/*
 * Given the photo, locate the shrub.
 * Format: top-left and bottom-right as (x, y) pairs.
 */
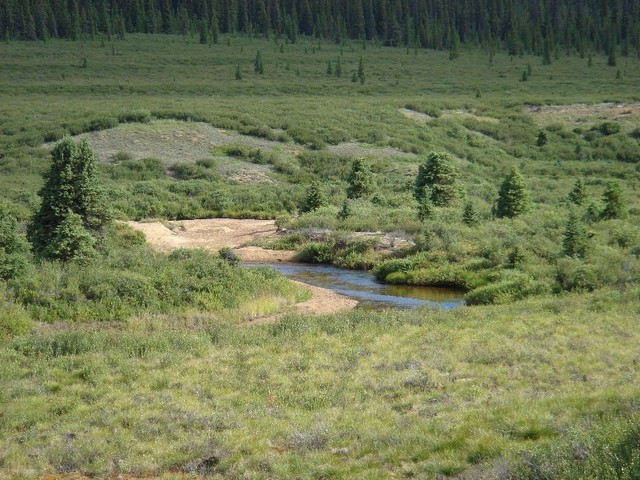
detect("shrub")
(465, 271), (548, 305)
(598, 121), (621, 136)
(118, 109), (152, 124)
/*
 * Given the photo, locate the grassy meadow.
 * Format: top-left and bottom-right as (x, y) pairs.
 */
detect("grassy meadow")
(1, 34), (640, 478)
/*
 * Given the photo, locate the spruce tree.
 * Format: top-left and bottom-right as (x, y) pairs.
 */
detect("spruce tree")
(462, 201), (480, 226)
(536, 130), (548, 146)
(346, 158), (374, 199)
(493, 166), (531, 218)
(568, 178), (587, 206)
(235, 65), (242, 80)
(27, 137), (110, 259)
(300, 181), (327, 213)
(414, 152), (460, 207)
(600, 182), (627, 220)
(417, 192), (434, 221)
(254, 50), (264, 74)
(0, 204), (30, 280)
(357, 56), (365, 84)
(562, 210), (587, 258)
(337, 200), (352, 220)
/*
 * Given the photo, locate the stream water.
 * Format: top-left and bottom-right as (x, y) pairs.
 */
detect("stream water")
(245, 263), (465, 310)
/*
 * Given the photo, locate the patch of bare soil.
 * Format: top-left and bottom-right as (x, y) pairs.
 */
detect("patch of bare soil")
(76, 120), (285, 165)
(400, 107), (432, 121)
(127, 218), (358, 317)
(400, 108), (500, 124)
(127, 218), (295, 260)
(526, 102), (640, 126)
(327, 142), (416, 159)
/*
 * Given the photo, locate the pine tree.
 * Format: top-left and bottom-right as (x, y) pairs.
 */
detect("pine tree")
(335, 57), (342, 77)
(27, 137), (110, 259)
(562, 210), (587, 258)
(254, 49), (264, 74)
(493, 166), (531, 218)
(417, 191), (434, 221)
(235, 65), (242, 80)
(326, 60), (333, 75)
(44, 210), (97, 262)
(414, 152), (460, 207)
(300, 181), (327, 213)
(357, 56), (365, 84)
(608, 45), (617, 66)
(536, 130), (548, 146)
(568, 178), (587, 206)
(337, 200), (352, 220)
(346, 158), (374, 199)
(600, 182), (627, 220)
(462, 201), (480, 226)
(0, 204), (30, 280)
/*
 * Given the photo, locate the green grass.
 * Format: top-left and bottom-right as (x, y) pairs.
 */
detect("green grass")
(1, 288), (639, 478)
(1, 34), (640, 478)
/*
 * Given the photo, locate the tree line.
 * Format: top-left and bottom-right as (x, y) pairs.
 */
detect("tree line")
(2, 0), (639, 57)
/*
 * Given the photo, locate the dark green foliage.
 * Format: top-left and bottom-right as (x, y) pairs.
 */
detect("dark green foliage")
(462, 201), (480, 226)
(493, 167), (531, 218)
(300, 181), (327, 213)
(27, 137), (110, 259)
(0, 205), (30, 280)
(598, 121), (621, 136)
(218, 247), (239, 266)
(254, 50), (264, 75)
(567, 178), (588, 206)
(357, 56), (365, 84)
(235, 65), (242, 80)
(414, 152), (460, 207)
(562, 210), (588, 258)
(326, 61), (333, 76)
(346, 158), (374, 199)
(600, 182), (627, 220)
(43, 210), (97, 263)
(337, 200), (352, 220)
(536, 130), (548, 146)
(417, 193), (434, 221)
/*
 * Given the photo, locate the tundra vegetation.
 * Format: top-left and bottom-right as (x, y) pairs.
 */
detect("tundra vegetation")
(0, 25), (639, 479)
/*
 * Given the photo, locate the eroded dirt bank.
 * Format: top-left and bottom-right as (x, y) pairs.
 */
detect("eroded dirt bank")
(127, 219), (358, 317)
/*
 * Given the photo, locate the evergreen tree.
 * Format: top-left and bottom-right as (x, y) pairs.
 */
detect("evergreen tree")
(0, 204), (30, 281)
(346, 158), (374, 199)
(300, 181), (327, 213)
(414, 152), (460, 207)
(235, 65), (242, 80)
(417, 191), (434, 221)
(357, 56), (365, 84)
(254, 49), (264, 74)
(600, 182), (627, 220)
(608, 45), (617, 66)
(335, 57), (342, 77)
(44, 210), (97, 262)
(326, 60), (333, 75)
(27, 137), (110, 259)
(536, 130), (548, 146)
(337, 200), (352, 220)
(493, 166), (531, 218)
(462, 201), (480, 226)
(199, 20), (208, 44)
(562, 210), (587, 258)
(568, 178), (587, 206)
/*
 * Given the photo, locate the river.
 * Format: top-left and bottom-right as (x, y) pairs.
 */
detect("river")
(245, 263), (465, 310)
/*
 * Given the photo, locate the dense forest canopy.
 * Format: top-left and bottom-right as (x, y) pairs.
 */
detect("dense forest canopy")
(1, 0), (639, 56)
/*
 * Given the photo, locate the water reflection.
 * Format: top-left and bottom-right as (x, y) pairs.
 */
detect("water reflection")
(245, 263), (465, 310)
